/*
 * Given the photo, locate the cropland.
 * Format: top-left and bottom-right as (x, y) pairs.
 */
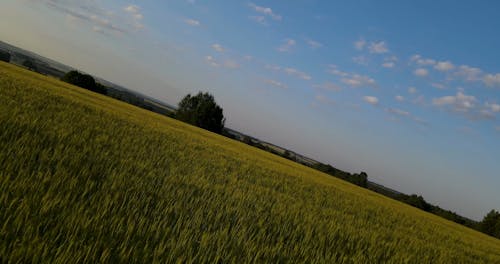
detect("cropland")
(1, 62), (499, 263)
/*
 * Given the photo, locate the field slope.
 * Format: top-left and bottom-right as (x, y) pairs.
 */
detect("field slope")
(1, 62), (499, 263)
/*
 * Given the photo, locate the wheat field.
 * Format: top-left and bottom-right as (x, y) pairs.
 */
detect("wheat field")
(1, 62), (499, 263)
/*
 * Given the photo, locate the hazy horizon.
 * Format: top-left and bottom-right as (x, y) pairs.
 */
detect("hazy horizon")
(1, 0), (499, 220)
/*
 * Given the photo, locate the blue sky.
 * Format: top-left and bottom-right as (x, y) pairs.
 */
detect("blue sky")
(1, 0), (499, 220)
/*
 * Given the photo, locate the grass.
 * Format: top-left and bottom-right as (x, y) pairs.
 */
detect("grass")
(1, 61), (500, 263)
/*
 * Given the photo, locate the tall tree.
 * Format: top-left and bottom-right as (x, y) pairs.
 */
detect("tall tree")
(176, 92), (225, 133)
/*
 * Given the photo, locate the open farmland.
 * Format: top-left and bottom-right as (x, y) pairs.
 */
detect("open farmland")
(1, 62), (500, 263)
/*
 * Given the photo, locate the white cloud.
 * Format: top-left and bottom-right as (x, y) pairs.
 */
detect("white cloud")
(387, 108), (410, 117)
(414, 68), (429, 77)
(211, 43), (224, 52)
(368, 41), (389, 54)
(353, 56), (369, 66)
(432, 91), (477, 113)
(410, 55), (436, 66)
(454, 65), (483, 81)
(277, 39), (296, 52)
(124, 4), (144, 30)
(284, 68), (312, 80)
(363, 96), (379, 105)
(314, 82), (342, 92)
(431, 83), (447, 90)
(184, 19), (200, 26)
(327, 65), (375, 88)
(496, 126), (500, 132)
(341, 74), (376, 88)
(265, 64), (281, 71)
(249, 16), (266, 25)
(354, 39), (366, 50)
(327, 65), (349, 77)
(434, 61), (455, 72)
(484, 73), (500, 87)
(223, 60), (240, 69)
(248, 3), (282, 22)
(315, 94), (336, 105)
(205, 55), (219, 67)
(265, 79), (287, 89)
(306, 39), (323, 49)
(382, 62), (395, 68)
(382, 55), (398, 68)
(395, 95), (405, 102)
(485, 102), (500, 113)
(408, 87), (418, 94)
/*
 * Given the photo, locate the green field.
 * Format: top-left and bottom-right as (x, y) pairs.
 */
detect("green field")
(1, 62), (499, 263)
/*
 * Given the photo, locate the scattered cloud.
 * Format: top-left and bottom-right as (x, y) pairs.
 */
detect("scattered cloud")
(265, 64), (281, 71)
(387, 108), (410, 117)
(431, 83), (447, 90)
(434, 61), (455, 72)
(284, 67), (312, 80)
(277, 39), (296, 52)
(265, 79), (287, 89)
(124, 4), (144, 30)
(395, 95), (405, 102)
(408, 87), (418, 94)
(382, 62), (395, 68)
(414, 68), (429, 77)
(184, 18), (200, 26)
(249, 16), (266, 25)
(353, 56), (369, 66)
(410, 55), (436, 66)
(354, 39), (366, 50)
(248, 2), (282, 24)
(205, 56), (239, 69)
(205, 55), (219, 67)
(314, 82), (342, 92)
(454, 65), (483, 82)
(368, 41), (389, 54)
(342, 74), (376, 88)
(223, 60), (240, 69)
(327, 65), (349, 77)
(327, 65), (376, 88)
(211, 43), (225, 52)
(306, 39), (323, 49)
(363, 96), (379, 105)
(485, 102), (500, 113)
(484, 73), (500, 87)
(432, 91), (477, 115)
(315, 94), (336, 105)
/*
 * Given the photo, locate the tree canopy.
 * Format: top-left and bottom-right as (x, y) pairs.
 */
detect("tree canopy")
(0, 50), (10, 62)
(176, 92), (225, 134)
(61, 71), (106, 95)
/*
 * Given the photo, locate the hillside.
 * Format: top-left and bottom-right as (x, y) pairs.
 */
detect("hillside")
(1, 62), (499, 263)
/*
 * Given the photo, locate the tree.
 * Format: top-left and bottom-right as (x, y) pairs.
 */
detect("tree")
(480, 210), (500, 238)
(0, 50), (10, 62)
(61, 71), (106, 95)
(62, 71), (96, 89)
(176, 92), (225, 133)
(22, 59), (37, 71)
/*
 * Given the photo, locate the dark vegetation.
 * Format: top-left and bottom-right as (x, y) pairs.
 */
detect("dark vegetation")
(61, 71), (107, 95)
(175, 92), (225, 134)
(0, 50), (10, 62)
(0, 41), (498, 240)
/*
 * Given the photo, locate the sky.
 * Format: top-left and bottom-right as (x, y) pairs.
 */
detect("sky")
(1, 0), (499, 220)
